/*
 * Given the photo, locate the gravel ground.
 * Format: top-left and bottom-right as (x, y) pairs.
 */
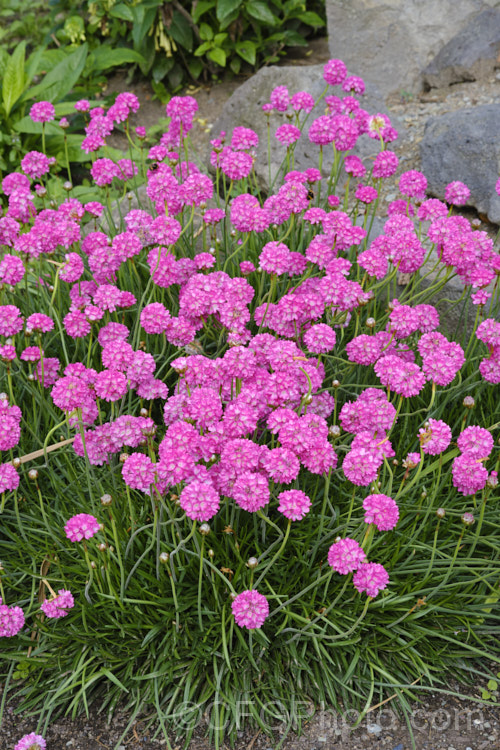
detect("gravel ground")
(3, 38), (500, 750)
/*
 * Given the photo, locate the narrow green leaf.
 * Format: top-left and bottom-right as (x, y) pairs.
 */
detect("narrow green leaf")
(216, 0), (243, 23)
(235, 39), (256, 65)
(3, 41), (26, 116)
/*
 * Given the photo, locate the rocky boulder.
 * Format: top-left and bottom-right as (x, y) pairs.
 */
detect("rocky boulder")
(423, 7), (500, 88)
(211, 64), (402, 192)
(325, 0), (500, 97)
(420, 104), (500, 224)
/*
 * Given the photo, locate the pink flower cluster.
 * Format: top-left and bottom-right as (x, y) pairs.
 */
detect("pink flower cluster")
(232, 589), (269, 629)
(452, 425), (494, 496)
(0, 596), (25, 637)
(41, 589), (75, 619)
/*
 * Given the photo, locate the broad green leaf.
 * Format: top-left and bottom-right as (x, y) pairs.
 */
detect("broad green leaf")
(0, 47), (9, 79)
(3, 41), (26, 116)
(216, 0), (243, 23)
(282, 29), (308, 46)
(152, 56), (175, 83)
(187, 57), (204, 80)
(297, 11), (325, 26)
(131, 5), (157, 48)
(13, 115), (62, 135)
(199, 22), (214, 41)
(169, 11), (193, 52)
(229, 56), (241, 74)
(235, 39), (256, 65)
(482, 690), (492, 700)
(213, 33), (228, 45)
(487, 679), (498, 691)
(21, 44), (88, 104)
(194, 41), (213, 57)
(110, 3), (134, 22)
(89, 47), (146, 72)
(53, 100), (100, 116)
(246, 1), (277, 25)
(192, 0), (215, 23)
(31, 48), (67, 76)
(207, 47), (227, 67)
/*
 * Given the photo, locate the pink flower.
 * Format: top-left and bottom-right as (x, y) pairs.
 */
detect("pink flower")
(353, 562), (389, 598)
(275, 124), (301, 146)
(232, 590), (269, 629)
(418, 419), (452, 455)
(270, 85), (289, 112)
(0, 462), (20, 492)
(94, 369), (127, 401)
(30, 101), (55, 123)
(41, 589), (74, 619)
(277, 489), (311, 521)
(14, 733), (46, 750)
(452, 453), (488, 496)
(328, 538), (366, 574)
(399, 170), (427, 200)
(122, 453), (156, 492)
(0, 597), (25, 637)
(363, 494), (399, 531)
(259, 241), (291, 276)
(445, 181), (470, 206)
(457, 425), (493, 458)
(179, 480), (220, 522)
(372, 151), (398, 179)
(64, 513), (100, 542)
(303, 324), (336, 353)
(323, 58), (347, 86)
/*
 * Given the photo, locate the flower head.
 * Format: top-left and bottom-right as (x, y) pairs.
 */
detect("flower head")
(328, 538), (366, 574)
(232, 589), (269, 629)
(363, 494), (399, 530)
(353, 562), (389, 598)
(277, 489), (311, 521)
(41, 589), (75, 619)
(64, 513), (100, 542)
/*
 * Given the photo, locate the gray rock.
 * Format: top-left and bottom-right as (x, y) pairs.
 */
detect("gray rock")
(211, 64), (402, 192)
(420, 104), (500, 223)
(423, 8), (500, 88)
(325, 0), (500, 97)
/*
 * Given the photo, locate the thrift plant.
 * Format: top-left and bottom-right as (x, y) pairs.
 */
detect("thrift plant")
(1, 58), (500, 749)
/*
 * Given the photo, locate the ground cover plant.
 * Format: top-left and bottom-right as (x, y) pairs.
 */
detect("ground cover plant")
(1, 59), (500, 750)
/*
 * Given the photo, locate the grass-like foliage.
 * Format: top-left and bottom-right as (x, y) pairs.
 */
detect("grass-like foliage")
(1, 60), (500, 750)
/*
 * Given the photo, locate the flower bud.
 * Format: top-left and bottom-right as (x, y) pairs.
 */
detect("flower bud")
(199, 523), (210, 535)
(208, 549), (214, 558)
(436, 507), (446, 519)
(11, 457), (21, 469)
(97, 542), (107, 552)
(63, 181), (73, 191)
(140, 408), (149, 417)
(159, 552), (170, 564)
(365, 317), (376, 329)
(332, 379), (340, 389)
(28, 469), (38, 481)
(329, 425), (341, 438)
(463, 396), (475, 409)
(487, 471), (498, 489)
(246, 557), (258, 570)
(90, 561), (97, 569)
(100, 494), (112, 506)
(461, 512), (474, 526)
(119, 452), (128, 463)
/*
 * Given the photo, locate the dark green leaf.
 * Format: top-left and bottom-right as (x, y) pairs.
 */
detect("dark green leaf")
(89, 47), (146, 72)
(207, 47), (227, 67)
(3, 41), (26, 116)
(229, 56), (241, 74)
(192, 0), (215, 23)
(109, 3), (134, 22)
(152, 56), (175, 83)
(187, 57), (204, 80)
(169, 11), (193, 52)
(21, 44), (88, 104)
(282, 29), (308, 46)
(216, 0), (243, 23)
(246, 1), (277, 25)
(296, 11), (325, 26)
(235, 39), (256, 65)
(131, 5), (158, 48)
